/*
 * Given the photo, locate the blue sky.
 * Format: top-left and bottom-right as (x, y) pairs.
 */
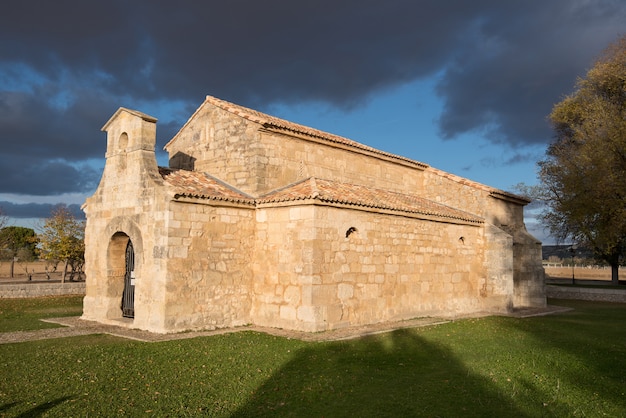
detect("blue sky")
(1, 1), (625, 243)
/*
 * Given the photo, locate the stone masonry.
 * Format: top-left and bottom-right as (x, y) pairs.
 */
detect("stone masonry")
(82, 95), (545, 333)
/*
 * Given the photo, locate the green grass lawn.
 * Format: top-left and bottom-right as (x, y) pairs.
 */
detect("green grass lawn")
(1, 297), (625, 417)
(0, 295), (83, 332)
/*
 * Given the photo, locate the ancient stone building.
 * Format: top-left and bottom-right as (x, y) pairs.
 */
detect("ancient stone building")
(82, 95), (545, 333)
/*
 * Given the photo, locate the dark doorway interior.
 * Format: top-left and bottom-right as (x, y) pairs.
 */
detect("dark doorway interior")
(121, 240), (135, 318)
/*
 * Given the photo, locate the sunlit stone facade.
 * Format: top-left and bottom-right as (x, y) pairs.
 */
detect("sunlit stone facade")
(82, 96), (545, 333)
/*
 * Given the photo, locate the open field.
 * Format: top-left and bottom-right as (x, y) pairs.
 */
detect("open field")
(1, 296), (626, 416)
(545, 266), (614, 281)
(0, 260), (80, 282)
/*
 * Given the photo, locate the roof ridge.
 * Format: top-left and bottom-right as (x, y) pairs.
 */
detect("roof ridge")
(160, 167), (255, 204)
(257, 177), (316, 200)
(309, 177), (319, 198)
(198, 170), (256, 200)
(203, 95), (428, 169)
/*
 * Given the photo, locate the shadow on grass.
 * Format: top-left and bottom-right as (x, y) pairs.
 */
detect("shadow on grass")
(232, 329), (525, 417)
(6, 396), (74, 417)
(0, 402), (19, 413)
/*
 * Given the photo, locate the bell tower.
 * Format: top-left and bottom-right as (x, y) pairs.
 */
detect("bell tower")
(99, 107), (159, 184)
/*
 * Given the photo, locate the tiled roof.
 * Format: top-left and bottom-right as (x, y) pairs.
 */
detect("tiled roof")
(202, 95), (428, 169)
(159, 167), (255, 205)
(209, 95), (529, 204)
(164, 95), (529, 205)
(161, 169), (482, 223)
(259, 177), (483, 224)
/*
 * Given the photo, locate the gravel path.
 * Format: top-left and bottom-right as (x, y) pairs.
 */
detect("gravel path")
(0, 305), (572, 345)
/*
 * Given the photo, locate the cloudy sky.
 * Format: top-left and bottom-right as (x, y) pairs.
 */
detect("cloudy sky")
(1, 0), (624, 241)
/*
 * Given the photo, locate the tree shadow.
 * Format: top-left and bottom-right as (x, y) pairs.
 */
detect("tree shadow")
(0, 402), (19, 413)
(3, 396), (74, 417)
(232, 329), (526, 417)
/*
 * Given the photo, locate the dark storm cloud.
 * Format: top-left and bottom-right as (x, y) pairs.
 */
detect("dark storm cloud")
(0, 154), (100, 195)
(0, 89), (111, 160)
(138, 0), (482, 106)
(0, 0), (624, 197)
(435, 1), (626, 145)
(0, 201), (85, 220)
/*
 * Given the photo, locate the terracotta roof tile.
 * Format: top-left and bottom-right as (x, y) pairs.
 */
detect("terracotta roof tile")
(258, 177), (483, 224)
(160, 167), (255, 205)
(161, 168), (482, 223)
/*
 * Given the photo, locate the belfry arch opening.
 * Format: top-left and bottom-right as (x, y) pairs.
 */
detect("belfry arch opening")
(118, 132), (129, 152)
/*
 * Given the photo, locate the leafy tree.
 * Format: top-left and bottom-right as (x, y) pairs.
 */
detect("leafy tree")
(0, 226), (38, 258)
(39, 206), (85, 283)
(0, 226), (37, 278)
(538, 35), (626, 285)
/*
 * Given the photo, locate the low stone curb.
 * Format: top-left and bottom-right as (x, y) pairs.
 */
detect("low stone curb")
(0, 317), (449, 345)
(0, 305), (571, 345)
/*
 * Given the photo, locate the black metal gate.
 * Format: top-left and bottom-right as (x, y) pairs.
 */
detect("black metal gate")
(121, 240), (135, 318)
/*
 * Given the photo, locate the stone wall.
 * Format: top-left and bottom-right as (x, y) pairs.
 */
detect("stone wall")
(165, 100), (427, 197)
(0, 282), (85, 298)
(254, 131), (426, 196)
(422, 169), (486, 217)
(251, 203), (318, 330)
(546, 285), (626, 303)
(512, 229), (546, 307)
(251, 203), (497, 332)
(166, 104), (265, 194)
(162, 201), (255, 331)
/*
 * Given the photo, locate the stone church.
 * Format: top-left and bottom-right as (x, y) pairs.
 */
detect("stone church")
(82, 95), (545, 333)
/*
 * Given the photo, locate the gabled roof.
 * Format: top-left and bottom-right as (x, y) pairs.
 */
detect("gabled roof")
(165, 95), (428, 170)
(102, 107), (157, 132)
(163, 95), (529, 206)
(161, 168), (483, 224)
(160, 167), (255, 205)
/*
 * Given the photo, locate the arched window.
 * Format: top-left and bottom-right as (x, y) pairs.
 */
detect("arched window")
(118, 132), (129, 152)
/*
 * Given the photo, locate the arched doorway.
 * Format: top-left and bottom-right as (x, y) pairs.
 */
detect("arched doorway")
(121, 239), (135, 318)
(107, 231), (137, 320)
